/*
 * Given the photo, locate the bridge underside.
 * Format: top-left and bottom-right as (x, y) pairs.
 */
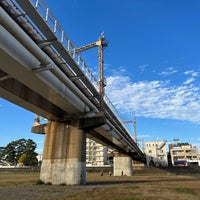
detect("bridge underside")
(0, 0), (144, 185)
(0, 69), (67, 120)
(0, 0), (144, 158)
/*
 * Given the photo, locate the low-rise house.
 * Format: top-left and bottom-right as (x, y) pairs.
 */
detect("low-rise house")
(169, 143), (200, 166)
(144, 140), (168, 167)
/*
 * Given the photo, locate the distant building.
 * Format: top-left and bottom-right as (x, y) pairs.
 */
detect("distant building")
(144, 141), (168, 167)
(0, 147), (13, 167)
(169, 143), (200, 166)
(0, 147), (5, 154)
(36, 139), (111, 167)
(86, 138), (109, 166)
(0, 160), (13, 167)
(36, 154), (43, 166)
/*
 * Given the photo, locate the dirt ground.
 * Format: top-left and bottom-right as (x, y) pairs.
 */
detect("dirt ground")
(0, 171), (200, 200)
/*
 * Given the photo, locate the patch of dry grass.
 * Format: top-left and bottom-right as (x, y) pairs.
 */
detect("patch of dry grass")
(0, 171), (200, 200)
(0, 172), (39, 187)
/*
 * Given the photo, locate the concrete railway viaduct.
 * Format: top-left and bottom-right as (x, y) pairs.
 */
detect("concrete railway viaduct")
(0, 0), (144, 185)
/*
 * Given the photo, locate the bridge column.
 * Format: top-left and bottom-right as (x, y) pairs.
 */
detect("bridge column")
(113, 152), (133, 176)
(40, 121), (86, 185)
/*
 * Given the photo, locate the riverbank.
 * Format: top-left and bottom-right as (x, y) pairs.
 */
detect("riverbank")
(0, 168), (200, 199)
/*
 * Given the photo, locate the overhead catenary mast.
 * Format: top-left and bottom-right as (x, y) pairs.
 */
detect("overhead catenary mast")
(123, 112), (137, 144)
(33, 34), (107, 125)
(70, 33), (108, 112)
(133, 112), (137, 143)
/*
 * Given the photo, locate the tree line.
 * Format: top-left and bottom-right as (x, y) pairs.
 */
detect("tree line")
(0, 138), (38, 166)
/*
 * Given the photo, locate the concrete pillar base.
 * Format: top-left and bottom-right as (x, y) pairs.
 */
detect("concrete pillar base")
(113, 152), (133, 176)
(40, 158), (85, 185)
(40, 121), (86, 185)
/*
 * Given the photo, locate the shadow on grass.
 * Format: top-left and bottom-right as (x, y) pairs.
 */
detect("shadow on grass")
(86, 176), (199, 186)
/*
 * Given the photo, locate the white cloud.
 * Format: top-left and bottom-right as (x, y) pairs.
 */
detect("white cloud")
(138, 64), (149, 71)
(106, 74), (200, 123)
(159, 67), (177, 76)
(183, 70), (199, 85)
(107, 66), (127, 76)
(184, 70), (199, 77)
(183, 77), (195, 85)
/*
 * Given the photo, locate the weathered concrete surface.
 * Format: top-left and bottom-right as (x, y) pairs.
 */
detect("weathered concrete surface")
(40, 121), (86, 185)
(113, 152), (133, 176)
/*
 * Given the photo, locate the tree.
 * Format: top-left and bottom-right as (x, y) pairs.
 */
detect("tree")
(23, 154), (38, 166)
(1, 141), (17, 165)
(18, 153), (26, 166)
(1, 138), (38, 166)
(14, 139), (27, 162)
(24, 139), (38, 166)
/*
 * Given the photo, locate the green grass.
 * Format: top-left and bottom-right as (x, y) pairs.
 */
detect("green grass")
(35, 179), (45, 185)
(175, 187), (197, 196)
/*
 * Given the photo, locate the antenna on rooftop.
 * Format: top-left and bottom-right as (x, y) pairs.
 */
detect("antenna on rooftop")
(173, 138), (179, 144)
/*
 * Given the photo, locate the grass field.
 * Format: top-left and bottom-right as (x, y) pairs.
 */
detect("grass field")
(0, 170), (200, 200)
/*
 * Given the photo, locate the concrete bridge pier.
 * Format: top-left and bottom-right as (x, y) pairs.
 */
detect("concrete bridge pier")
(113, 152), (133, 176)
(38, 116), (105, 185)
(40, 121), (86, 185)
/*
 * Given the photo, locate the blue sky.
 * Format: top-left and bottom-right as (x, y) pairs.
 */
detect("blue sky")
(1, 0), (200, 153)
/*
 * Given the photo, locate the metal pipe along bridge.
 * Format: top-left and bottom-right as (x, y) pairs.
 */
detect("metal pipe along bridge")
(0, 0), (145, 185)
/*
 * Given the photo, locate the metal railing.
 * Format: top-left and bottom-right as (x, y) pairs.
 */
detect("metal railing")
(29, 0), (131, 135)
(31, 0), (98, 88)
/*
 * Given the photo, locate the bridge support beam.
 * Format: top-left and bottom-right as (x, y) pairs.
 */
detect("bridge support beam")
(40, 121), (86, 185)
(113, 152), (133, 176)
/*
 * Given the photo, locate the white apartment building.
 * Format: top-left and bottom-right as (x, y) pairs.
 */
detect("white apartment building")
(169, 143), (200, 166)
(144, 140), (168, 167)
(36, 154), (43, 165)
(36, 139), (110, 167)
(86, 138), (108, 166)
